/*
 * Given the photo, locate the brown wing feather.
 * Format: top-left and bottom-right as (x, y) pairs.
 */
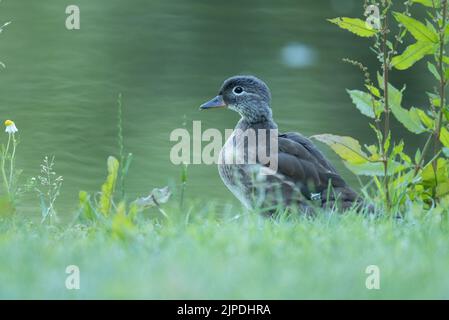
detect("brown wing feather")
(274, 132), (356, 202)
(279, 132), (338, 173)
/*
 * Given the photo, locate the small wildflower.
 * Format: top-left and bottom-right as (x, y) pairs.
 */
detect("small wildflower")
(4, 120), (18, 134)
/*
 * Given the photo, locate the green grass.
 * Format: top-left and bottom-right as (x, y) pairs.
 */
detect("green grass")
(1, 203), (449, 299)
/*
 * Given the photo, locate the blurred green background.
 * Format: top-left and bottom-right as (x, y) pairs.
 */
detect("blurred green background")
(0, 0), (433, 216)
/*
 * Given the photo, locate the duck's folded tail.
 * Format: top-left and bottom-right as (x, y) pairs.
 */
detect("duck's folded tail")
(319, 186), (373, 212)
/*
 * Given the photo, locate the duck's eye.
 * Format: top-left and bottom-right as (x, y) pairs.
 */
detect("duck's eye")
(233, 86), (244, 95)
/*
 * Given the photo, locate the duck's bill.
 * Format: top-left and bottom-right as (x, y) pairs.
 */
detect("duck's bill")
(199, 95), (226, 110)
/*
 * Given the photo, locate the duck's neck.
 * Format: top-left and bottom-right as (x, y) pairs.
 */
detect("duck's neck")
(236, 103), (277, 130)
(236, 116), (278, 131)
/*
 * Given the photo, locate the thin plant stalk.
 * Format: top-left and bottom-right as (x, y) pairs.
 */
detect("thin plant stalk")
(180, 163), (188, 210)
(381, 4), (391, 210)
(1, 133), (11, 196)
(432, 0), (448, 192)
(117, 93), (125, 200)
(9, 134), (16, 188)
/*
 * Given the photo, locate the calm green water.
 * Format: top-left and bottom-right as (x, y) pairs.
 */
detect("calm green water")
(0, 0), (433, 215)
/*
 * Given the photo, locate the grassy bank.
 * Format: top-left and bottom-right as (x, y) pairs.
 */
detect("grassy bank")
(1, 203), (449, 299)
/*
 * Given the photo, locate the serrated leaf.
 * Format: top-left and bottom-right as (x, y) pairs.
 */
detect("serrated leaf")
(311, 134), (368, 164)
(328, 17), (378, 37)
(347, 89), (377, 118)
(344, 160), (406, 176)
(393, 12), (438, 43)
(391, 41), (436, 70)
(411, 0), (441, 8)
(428, 62), (441, 80)
(377, 75), (427, 134)
(344, 162), (385, 176)
(411, 0), (440, 8)
(391, 104), (427, 134)
(377, 73), (404, 107)
(416, 109), (435, 129)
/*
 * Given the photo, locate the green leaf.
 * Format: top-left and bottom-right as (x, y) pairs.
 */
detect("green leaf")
(428, 62), (441, 80)
(443, 56), (449, 65)
(365, 144), (381, 161)
(311, 134), (368, 164)
(444, 68), (449, 81)
(391, 104), (427, 134)
(328, 17), (378, 37)
(345, 160), (406, 176)
(393, 12), (438, 43)
(443, 147), (449, 157)
(122, 153), (133, 179)
(100, 156), (119, 216)
(365, 85), (381, 98)
(78, 191), (97, 222)
(422, 158), (448, 185)
(416, 109), (435, 129)
(428, 92), (441, 107)
(411, 0), (440, 8)
(377, 74), (404, 107)
(440, 127), (449, 147)
(111, 202), (136, 240)
(391, 41), (436, 70)
(344, 162), (385, 176)
(377, 75), (427, 134)
(346, 90), (377, 118)
(415, 148), (422, 164)
(426, 20), (438, 36)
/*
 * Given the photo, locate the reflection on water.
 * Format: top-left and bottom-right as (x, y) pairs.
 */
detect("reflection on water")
(0, 0), (433, 215)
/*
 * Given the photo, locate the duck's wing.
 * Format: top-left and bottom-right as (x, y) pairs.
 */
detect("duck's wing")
(273, 132), (350, 196)
(279, 132), (338, 173)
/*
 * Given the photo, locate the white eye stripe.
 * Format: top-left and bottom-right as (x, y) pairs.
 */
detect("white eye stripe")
(233, 86), (244, 95)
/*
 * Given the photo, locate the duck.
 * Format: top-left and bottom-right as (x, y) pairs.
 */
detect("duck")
(200, 75), (360, 214)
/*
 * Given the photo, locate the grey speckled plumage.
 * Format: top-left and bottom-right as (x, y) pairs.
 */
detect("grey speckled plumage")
(200, 75), (360, 214)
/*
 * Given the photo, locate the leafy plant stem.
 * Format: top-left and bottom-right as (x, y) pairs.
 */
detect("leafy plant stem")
(382, 12), (391, 210)
(432, 0), (448, 194)
(414, 133), (433, 176)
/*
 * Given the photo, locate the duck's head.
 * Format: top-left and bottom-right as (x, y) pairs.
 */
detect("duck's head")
(200, 75), (273, 123)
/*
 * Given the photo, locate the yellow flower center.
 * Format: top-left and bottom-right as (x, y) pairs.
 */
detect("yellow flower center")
(4, 120), (14, 127)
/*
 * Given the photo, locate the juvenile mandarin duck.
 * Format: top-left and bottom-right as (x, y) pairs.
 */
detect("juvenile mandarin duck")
(200, 75), (359, 214)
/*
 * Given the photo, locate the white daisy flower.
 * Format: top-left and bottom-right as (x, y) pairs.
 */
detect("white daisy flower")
(4, 120), (18, 134)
